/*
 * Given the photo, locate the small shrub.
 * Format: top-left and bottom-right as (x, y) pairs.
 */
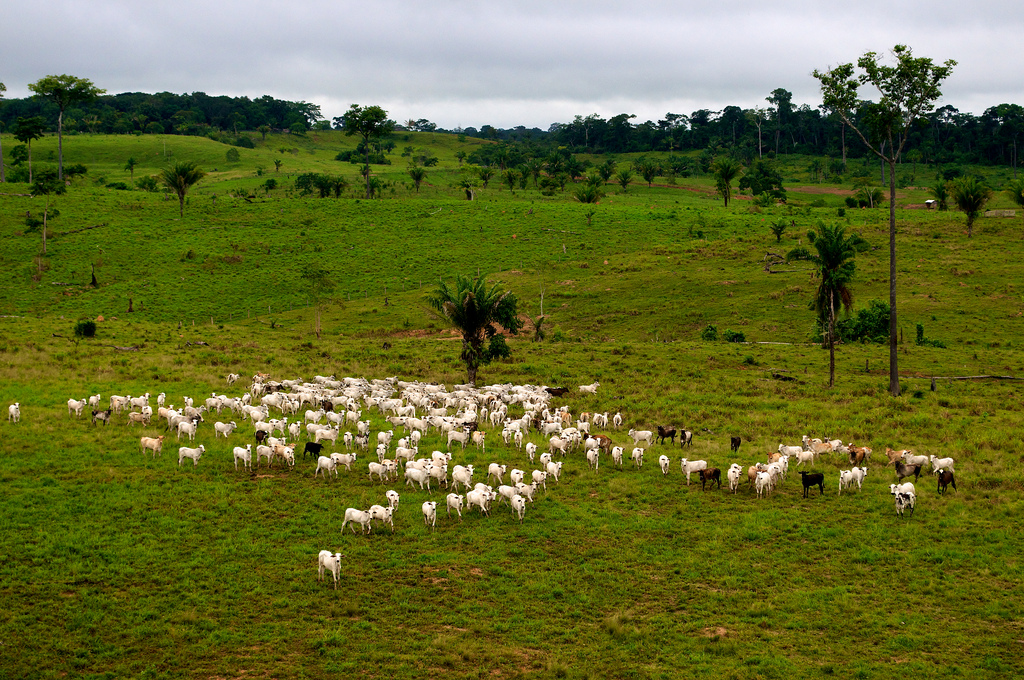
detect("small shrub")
(701, 324), (718, 341)
(742, 355), (757, 366)
(723, 329), (746, 343)
(106, 181), (130, 190)
(74, 320), (96, 338)
(837, 207), (846, 217)
(136, 176), (159, 192)
(225, 148), (241, 163)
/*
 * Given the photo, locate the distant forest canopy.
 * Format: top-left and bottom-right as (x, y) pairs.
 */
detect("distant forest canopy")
(1, 88), (1023, 168)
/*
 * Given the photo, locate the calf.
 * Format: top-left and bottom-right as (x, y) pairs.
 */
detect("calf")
(798, 470), (825, 498)
(936, 469), (957, 494)
(699, 467), (721, 491)
(679, 430), (693, 448)
(730, 436), (741, 453)
(656, 425), (676, 445)
(303, 441), (324, 460)
(317, 551), (343, 589)
(91, 409), (112, 425)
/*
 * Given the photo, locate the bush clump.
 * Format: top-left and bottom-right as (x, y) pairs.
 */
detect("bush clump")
(74, 320), (96, 338)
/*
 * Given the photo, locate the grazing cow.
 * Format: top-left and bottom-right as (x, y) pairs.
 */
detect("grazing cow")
(699, 468), (721, 491)
(730, 436), (741, 452)
(679, 430), (693, 447)
(656, 425), (677, 445)
(936, 469), (957, 495)
(798, 470), (825, 498)
(893, 460), (922, 484)
(303, 441), (324, 460)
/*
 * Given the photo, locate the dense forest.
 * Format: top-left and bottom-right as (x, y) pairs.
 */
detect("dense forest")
(1, 87), (1023, 170)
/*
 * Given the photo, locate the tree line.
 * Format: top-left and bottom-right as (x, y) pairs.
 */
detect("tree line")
(3, 82), (1024, 171)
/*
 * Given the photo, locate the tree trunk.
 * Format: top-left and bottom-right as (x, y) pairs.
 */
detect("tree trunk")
(841, 124), (846, 167)
(178, 194), (184, 219)
(363, 137), (371, 199)
(828, 289), (836, 388)
(42, 198), (48, 254)
(57, 109), (64, 181)
(888, 158), (900, 397)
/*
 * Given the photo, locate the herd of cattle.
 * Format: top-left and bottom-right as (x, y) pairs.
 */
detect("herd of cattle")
(13, 373), (961, 588)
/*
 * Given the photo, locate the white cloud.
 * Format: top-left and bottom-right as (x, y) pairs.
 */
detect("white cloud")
(2, 0), (1021, 128)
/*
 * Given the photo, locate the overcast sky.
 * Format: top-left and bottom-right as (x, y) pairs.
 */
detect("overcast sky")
(2, 1), (1020, 130)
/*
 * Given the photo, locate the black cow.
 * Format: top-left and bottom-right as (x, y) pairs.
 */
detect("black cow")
(799, 470), (825, 498)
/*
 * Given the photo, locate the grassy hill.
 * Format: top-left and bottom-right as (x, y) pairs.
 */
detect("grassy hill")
(0, 131), (1023, 679)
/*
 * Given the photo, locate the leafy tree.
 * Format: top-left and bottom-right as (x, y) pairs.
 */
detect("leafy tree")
(949, 176), (992, 237)
(1005, 179), (1024, 226)
(712, 157), (742, 207)
(814, 44), (956, 396)
(454, 150), (466, 166)
(341, 104), (396, 198)
(808, 159), (823, 182)
(160, 161), (206, 218)
(739, 160), (785, 200)
(124, 157), (138, 183)
(258, 124), (271, 142)
(408, 165), (426, 192)
(855, 186), (885, 208)
(30, 168), (66, 255)
(28, 75), (105, 181)
(615, 168), (634, 191)
(274, 159), (283, 172)
(427, 274), (523, 385)
(791, 222), (857, 387)
(14, 116), (47, 183)
(477, 166), (494, 188)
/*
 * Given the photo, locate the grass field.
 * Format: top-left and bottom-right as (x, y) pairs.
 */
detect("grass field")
(1, 131), (1023, 679)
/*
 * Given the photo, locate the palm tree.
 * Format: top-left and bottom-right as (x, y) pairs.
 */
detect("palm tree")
(477, 166), (494, 189)
(160, 161), (206, 218)
(427, 274), (523, 385)
(1005, 179), (1024, 228)
(806, 222), (857, 387)
(615, 168), (634, 192)
(712, 157), (742, 207)
(124, 157), (138, 183)
(928, 181), (949, 211)
(949, 176), (992, 237)
(408, 165), (426, 192)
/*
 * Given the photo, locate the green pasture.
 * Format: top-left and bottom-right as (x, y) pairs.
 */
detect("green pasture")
(0, 131), (1023, 678)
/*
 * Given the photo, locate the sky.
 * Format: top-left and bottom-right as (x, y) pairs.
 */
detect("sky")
(2, 0), (1021, 130)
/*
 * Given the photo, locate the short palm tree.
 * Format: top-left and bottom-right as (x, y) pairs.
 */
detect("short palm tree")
(427, 275), (523, 385)
(712, 157), (742, 207)
(949, 175), (992, 237)
(615, 168), (634, 192)
(408, 165), (426, 192)
(928, 181), (949, 211)
(160, 161), (206, 218)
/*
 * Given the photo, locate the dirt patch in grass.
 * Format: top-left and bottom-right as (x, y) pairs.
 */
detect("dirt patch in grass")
(791, 186), (855, 196)
(702, 626), (729, 638)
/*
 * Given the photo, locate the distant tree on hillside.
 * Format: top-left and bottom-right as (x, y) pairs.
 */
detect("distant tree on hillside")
(615, 168), (634, 191)
(14, 116), (46, 183)
(30, 168), (66, 255)
(124, 157), (138, 183)
(341, 104), (396, 198)
(1004, 178), (1024, 226)
(161, 161), (206, 218)
(712, 157), (742, 207)
(28, 74), (105, 181)
(408, 165), (426, 192)
(949, 176), (992, 237)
